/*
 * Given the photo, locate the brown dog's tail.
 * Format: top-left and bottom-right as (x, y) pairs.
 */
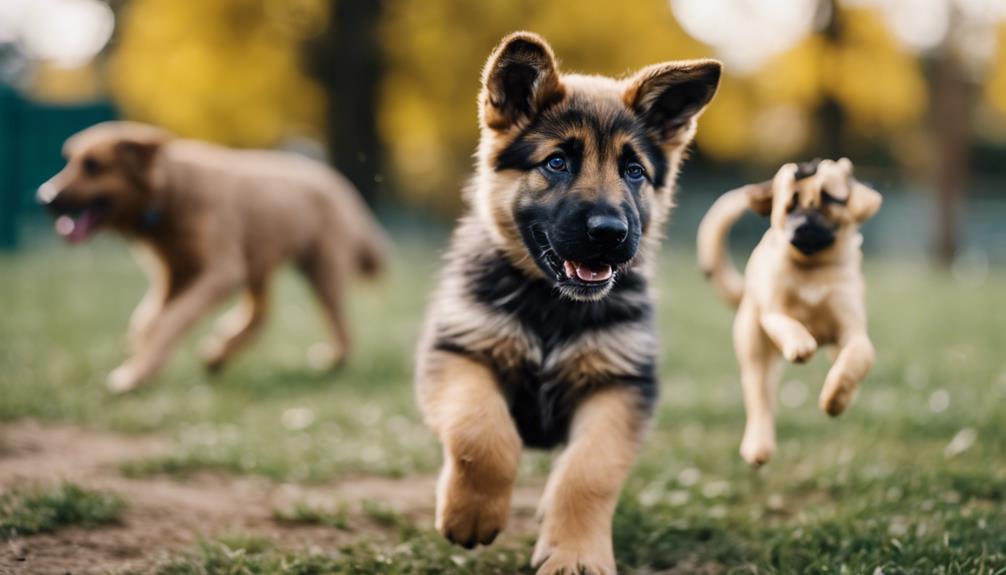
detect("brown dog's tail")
(697, 184), (768, 309)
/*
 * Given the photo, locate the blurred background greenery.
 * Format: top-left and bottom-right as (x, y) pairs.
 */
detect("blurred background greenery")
(2, 0), (1005, 264)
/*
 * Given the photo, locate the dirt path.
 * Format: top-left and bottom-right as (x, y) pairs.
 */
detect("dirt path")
(0, 421), (542, 575)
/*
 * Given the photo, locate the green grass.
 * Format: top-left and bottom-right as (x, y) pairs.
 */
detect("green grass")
(3, 235), (1006, 572)
(272, 502), (351, 531)
(0, 482), (125, 539)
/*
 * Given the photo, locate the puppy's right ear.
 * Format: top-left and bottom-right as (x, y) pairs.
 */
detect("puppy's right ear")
(480, 32), (564, 131)
(746, 181), (773, 216)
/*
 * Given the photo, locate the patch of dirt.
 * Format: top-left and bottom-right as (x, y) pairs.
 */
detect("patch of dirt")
(0, 421), (543, 575)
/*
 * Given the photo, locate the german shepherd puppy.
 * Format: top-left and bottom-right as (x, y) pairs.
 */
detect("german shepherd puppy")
(38, 122), (387, 393)
(415, 32), (720, 574)
(697, 158), (882, 466)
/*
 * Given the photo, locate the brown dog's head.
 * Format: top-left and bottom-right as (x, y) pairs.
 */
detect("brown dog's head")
(38, 122), (169, 243)
(473, 32), (721, 301)
(746, 158), (882, 261)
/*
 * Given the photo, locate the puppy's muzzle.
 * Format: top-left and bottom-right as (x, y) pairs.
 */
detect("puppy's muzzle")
(789, 211), (835, 255)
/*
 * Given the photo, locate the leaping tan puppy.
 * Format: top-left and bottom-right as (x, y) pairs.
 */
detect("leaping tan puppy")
(38, 122), (388, 393)
(697, 158), (882, 466)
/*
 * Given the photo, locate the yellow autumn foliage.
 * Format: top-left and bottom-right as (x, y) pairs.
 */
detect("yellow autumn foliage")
(109, 0), (327, 147)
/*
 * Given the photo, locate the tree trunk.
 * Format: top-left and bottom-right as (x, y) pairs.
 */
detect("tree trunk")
(933, 52), (969, 266)
(310, 0), (385, 206)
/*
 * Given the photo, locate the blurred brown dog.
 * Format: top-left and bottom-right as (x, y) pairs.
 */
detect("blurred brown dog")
(698, 158), (882, 466)
(38, 122), (387, 393)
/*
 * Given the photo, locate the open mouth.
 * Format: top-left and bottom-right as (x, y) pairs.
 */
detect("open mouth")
(52, 202), (109, 244)
(532, 229), (620, 297)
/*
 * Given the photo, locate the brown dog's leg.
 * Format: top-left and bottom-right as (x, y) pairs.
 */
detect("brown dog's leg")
(108, 273), (238, 393)
(200, 282), (269, 372)
(532, 386), (643, 575)
(128, 286), (164, 350)
(300, 249), (352, 369)
(760, 312), (817, 363)
(820, 332), (874, 416)
(735, 302), (782, 466)
(419, 352), (521, 549)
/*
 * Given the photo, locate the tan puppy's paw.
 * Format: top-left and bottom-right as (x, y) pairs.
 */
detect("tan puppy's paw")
(820, 377), (859, 416)
(532, 535), (616, 575)
(782, 335), (817, 364)
(435, 460), (510, 548)
(739, 430), (776, 467)
(107, 364), (143, 394)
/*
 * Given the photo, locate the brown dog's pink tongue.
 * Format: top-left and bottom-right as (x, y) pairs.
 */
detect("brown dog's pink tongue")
(56, 209), (99, 244)
(563, 260), (612, 283)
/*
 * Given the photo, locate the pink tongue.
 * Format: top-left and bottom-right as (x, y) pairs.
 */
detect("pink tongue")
(563, 260), (612, 283)
(56, 209), (99, 244)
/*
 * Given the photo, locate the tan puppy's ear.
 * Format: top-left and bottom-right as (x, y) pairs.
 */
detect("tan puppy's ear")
(623, 59), (721, 145)
(848, 180), (883, 222)
(480, 32), (564, 131)
(746, 180), (773, 216)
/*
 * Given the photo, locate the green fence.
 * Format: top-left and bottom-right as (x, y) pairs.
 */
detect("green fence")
(0, 85), (116, 250)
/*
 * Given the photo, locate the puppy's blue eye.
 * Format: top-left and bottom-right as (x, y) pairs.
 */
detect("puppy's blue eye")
(545, 154), (567, 173)
(625, 162), (645, 181)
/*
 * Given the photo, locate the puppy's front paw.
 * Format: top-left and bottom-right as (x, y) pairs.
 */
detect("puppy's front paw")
(532, 535), (615, 575)
(783, 336), (817, 364)
(820, 376), (859, 417)
(739, 429), (776, 467)
(107, 364), (143, 394)
(435, 460), (510, 548)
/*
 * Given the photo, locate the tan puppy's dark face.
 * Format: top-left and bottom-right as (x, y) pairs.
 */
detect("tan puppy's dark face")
(749, 158), (882, 260)
(476, 33), (721, 301)
(38, 123), (166, 243)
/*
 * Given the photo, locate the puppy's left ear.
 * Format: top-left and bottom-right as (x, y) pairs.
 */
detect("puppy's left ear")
(624, 59), (721, 146)
(848, 180), (883, 223)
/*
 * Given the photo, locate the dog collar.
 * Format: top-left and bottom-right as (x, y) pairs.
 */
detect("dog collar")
(139, 207), (162, 232)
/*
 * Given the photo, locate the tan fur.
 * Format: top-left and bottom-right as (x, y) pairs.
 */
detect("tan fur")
(698, 158), (882, 466)
(39, 122), (388, 393)
(417, 32), (720, 574)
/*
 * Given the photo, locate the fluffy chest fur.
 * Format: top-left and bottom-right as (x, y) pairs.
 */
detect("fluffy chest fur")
(429, 228), (658, 448)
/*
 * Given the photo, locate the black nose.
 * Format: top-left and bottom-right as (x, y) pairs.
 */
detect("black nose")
(586, 214), (628, 248)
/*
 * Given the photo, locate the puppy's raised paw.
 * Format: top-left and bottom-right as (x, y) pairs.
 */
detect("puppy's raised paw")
(783, 336), (817, 364)
(435, 460), (510, 549)
(820, 377), (859, 417)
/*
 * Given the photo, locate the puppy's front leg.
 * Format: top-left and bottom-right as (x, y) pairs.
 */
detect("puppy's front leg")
(533, 387), (644, 575)
(761, 312), (817, 363)
(820, 332), (874, 416)
(419, 352), (521, 549)
(108, 272), (238, 393)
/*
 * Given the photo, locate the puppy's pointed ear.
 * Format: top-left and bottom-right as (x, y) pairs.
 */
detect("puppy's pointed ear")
(746, 180), (774, 216)
(480, 32), (564, 131)
(849, 180), (882, 223)
(623, 59), (721, 145)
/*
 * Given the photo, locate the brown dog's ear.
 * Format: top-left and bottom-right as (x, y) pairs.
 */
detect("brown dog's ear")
(745, 180), (774, 216)
(480, 32), (564, 131)
(848, 180), (882, 222)
(623, 59), (721, 145)
(115, 127), (168, 187)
